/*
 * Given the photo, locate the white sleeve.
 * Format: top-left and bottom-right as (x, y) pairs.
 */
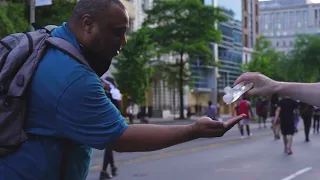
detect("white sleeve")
(111, 88), (122, 101)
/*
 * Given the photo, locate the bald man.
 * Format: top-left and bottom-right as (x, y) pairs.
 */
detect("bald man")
(0, 1), (245, 180)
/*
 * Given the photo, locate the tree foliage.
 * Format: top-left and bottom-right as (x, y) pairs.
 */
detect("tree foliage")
(143, 0), (227, 119)
(0, 0), (76, 38)
(113, 28), (156, 105)
(243, 35), (320, 83)
(34, 0), (77, 26)
(285, 34), (320, 82)
(242, 36), (284, 80)
(0, 2), (28, 38)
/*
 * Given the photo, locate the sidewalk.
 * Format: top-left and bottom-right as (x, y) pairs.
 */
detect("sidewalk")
(125, 114), (273, 124)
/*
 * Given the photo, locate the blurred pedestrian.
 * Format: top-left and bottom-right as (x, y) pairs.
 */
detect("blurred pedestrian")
(274, 97), (298, 155)
(270, 94), (280, 140)
(100, 77), (122, 179)
(237, 96), (254, 139)
(299, 102), (314, 142)
(256, 98), (268, 129)
(206, 101), (217, 120)
(313, 106), (320, 134)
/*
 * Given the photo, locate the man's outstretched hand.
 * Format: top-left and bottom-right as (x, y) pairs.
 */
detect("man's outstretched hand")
(191, 114), (247, 138)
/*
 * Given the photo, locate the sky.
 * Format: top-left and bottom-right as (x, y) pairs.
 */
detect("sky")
(217, 0), (242, 21)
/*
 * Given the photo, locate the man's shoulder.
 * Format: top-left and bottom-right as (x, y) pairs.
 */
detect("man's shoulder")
(40, 46), (93, 80)
(32, 48), (98, 100)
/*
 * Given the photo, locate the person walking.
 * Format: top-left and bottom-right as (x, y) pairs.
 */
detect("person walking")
(100, 77), (122, 179)
(256, 98), (268, 129)
(270, 94), (280, 140)
(299, 102), (314, 142)
(206, 101), (217, 120)
(313, 106), (320, 134)
(274, 97), (298, 155)
(237, 96), (254, 139)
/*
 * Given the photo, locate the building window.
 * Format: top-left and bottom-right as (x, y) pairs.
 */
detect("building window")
(276, 12), (281, 29)
(244, 0), (247, 11)
(245, 17), (248, 28)
(244, 34), (248, 47)
(303, 10), (308, 27)
(297, 11), (301, 28)
(256, 22), (259, 33)
(255, 4), (259, 16)
(290, 11), (294, 28)
(283, 41), (286, 47)
(315, 9), (318, 26)
(271, 13), (275, 29)
(259, 15), (263, 31)
(283, 12), (288, 29)
(276, 41), (279, 47)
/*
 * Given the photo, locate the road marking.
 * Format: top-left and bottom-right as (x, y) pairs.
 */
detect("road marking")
(90, 133), (270, 171)
(281, 167), (312, 180)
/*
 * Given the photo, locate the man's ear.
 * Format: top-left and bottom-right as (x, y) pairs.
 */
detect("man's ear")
(81, 14), (94, 33)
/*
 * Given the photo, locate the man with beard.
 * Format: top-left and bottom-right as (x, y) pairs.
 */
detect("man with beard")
(0, 0), (246, 180)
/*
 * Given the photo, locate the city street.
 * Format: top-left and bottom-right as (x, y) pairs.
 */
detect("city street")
(87, 121), (320, 180)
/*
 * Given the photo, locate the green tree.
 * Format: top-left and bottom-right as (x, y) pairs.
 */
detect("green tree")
(0, 2), (28, 38)
(35, 0), (77, 26)
(113, 28), (156, 105)
(285, 34), (320, 82)
(7, 2), (29, 32)
(143, 0), (227, 119)
(242, 36), (284, 81)
(0, 7), (15, 38)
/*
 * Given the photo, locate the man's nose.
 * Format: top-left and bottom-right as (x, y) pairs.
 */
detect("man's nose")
(121, 35), (127, 46)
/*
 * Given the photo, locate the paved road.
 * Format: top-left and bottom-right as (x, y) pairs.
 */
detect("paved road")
(87, 121), (320, 180)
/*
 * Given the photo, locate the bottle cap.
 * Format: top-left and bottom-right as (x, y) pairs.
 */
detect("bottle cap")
(223, 82), (254, 104)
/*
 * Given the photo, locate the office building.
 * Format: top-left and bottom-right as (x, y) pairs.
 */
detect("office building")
(259, 0), (320, 53)
(190, 0), (246, 115)
(243, 0), (259, 63)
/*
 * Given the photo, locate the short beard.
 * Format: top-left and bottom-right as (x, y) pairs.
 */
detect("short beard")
(90, 58), (112, 77)
(81, 46), (112, 77)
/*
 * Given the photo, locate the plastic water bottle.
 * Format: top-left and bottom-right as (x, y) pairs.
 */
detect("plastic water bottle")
(222, 82), (254, 104)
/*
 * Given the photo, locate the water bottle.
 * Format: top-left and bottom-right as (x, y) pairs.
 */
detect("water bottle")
(223, 82), (254, 104)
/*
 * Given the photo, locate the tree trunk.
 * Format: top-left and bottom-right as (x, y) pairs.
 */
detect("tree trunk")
(179, 52), (185, 119)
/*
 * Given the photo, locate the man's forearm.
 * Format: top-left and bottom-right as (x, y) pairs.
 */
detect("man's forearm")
(111, 124), (197, 152)
(276, 82), (320, 107)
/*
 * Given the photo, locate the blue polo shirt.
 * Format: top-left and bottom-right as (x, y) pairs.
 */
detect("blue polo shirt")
(0, 23), (128, 180)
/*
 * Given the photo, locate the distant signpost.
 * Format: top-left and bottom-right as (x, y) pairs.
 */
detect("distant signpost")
(30, 0), (53, 31)
(35, 0), (52, 7)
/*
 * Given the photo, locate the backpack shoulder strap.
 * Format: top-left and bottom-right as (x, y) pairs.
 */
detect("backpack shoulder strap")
(45, 37), (92, 70)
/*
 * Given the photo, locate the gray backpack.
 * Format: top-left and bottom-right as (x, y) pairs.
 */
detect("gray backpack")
(0, 25), (91, 157)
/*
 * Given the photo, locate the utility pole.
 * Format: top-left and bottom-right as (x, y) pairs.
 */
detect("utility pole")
(30, 0), (35, 31)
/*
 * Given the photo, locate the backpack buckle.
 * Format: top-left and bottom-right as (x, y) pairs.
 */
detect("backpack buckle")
(0, 83), (4, 93)
(3, 96), (11, 108)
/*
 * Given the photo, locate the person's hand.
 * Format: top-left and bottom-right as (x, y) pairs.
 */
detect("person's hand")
(234, 72), (279, 96)
(191, 114), (247, 138)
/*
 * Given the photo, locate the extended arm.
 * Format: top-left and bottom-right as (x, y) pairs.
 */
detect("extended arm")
(234, 73), (320, 107)
(111, 124), (195, 152)
(111, 115), (245, 152)
(276, 82), (320, 107)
